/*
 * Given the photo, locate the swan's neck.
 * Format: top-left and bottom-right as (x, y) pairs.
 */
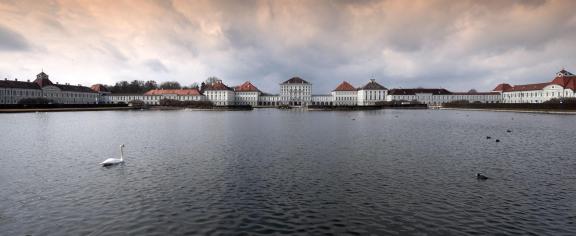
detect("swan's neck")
(120, 146), (124, 161)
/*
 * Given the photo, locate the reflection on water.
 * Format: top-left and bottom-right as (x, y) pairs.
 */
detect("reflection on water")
(1, 109), (576, 235)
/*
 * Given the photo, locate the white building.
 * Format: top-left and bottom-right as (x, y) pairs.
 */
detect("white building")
(311, 95), (333, 106)
(234, 81), (261, 106)
(387, 88), (500, 105)
(494, 69), (576, 103)
(105, 88), (205, 105)
(357, 79), (388, 106)
(331, 81), (357, 106)
(280, 77), (312, 106)
(0, 72), (98, 105)
(203, 81), (235, 106)
(0, 79), (43, 104)
(259, 93), (281, 106)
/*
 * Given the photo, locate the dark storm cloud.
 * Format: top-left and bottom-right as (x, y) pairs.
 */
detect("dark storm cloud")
(1, 0), (576, 92)
(144, 59), (169, 73)
(0, 25), (29, 51)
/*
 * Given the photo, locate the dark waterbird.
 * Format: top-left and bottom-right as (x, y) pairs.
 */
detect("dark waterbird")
(486, 136), (491, 139)
(506, 129), (512, 133)
(495, 139), (500, 142)
(477, 173), (489, 180)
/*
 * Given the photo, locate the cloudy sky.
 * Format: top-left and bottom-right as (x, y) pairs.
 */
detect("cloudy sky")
(1, 0), (575, 93)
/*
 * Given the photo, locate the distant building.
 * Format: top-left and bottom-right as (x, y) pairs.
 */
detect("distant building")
(259, 93), (281, 106)
(91, 84), (110, 104)
(280, 77), (311, 106)
(387, 88), (500, 105)
(0, 71), (98, 104)
(234, 81), (261, 106)
(357, 79), (388, 106)
(331, 81), (356, 106)
(204, 81), (235, 106)
(311, 95), (333, 106)
(17, 70), (576, 107)
(104, 88), (205, 105)
(493, 69), (576, 103)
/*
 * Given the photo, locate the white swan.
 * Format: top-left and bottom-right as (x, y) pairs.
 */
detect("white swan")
(101, 144), (125, 166)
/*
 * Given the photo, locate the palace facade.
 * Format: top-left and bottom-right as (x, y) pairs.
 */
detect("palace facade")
(493, 69), (576, 103)
(2, 69), (575, 106)
(0, 72), (98, 104)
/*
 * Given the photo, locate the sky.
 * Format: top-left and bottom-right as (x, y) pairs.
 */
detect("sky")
(1, 0), (576, 93)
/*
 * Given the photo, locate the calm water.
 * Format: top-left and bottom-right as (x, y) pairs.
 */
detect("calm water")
(1, 109), (576, 235)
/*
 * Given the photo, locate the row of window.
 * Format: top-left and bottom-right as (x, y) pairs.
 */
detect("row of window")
(364, 90), (385, 100)
(393, 95), (499, 101)
(504, 91), (574, 98)
(335, 96), (356, 101)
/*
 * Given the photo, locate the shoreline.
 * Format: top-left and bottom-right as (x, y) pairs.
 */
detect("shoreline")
(440, 107), (576, 115)
(0, 107), (137, 113)
(7, 106), (576, 114)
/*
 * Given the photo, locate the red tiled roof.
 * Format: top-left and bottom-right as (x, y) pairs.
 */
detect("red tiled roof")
(144, 88), (203, 96)
(282, 77), (309, 84)
(493, 69), (576, 92)
(507, 83), (550, 92)
(551, 76), (576, 90)
(33, 75), (53, 87)
(235, 81), (261, 92)
(203, 81), (233, 91)
(333, 81), (356, 91)
(91, 84), (109, 92)
(492, 83), (512, 92)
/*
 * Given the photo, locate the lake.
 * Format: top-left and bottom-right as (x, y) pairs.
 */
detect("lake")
(1, 109), (575, 235)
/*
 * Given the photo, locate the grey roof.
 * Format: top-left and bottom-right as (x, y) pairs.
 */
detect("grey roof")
(0, 80), (41, 90)
(54, 84), (97, 93)
(388, 88), (451, 95)
(281, 77), (310, 84)
(358, 80), (387, 90)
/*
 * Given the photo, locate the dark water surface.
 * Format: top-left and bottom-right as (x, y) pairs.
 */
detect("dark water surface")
(1, 109), (576, 235)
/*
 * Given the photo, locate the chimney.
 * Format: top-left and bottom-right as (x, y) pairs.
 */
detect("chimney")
(27, 80), (30, 82)
(15, 78), (18, 81)
(56, 82), (59, 84)
(4, 78), (6, 81)
(370, 79), (375, 83)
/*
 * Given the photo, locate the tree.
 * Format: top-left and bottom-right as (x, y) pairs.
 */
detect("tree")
(110, 81), (130, 93)
(144, 80), (158, 91)
(190, 82), (199, 89)
(159, 81), (181, 89)
(128, 80), (145, 93)
(468, 89), (478, 93)
(204, 77), (221, 85)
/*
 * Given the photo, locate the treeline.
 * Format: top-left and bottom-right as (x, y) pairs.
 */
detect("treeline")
(106, 80), (200, 94)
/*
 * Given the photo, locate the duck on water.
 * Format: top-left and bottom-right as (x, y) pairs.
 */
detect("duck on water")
(477, 173), (489, 180)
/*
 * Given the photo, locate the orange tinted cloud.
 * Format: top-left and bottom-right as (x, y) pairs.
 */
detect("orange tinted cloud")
(0, 0), (575, 92)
